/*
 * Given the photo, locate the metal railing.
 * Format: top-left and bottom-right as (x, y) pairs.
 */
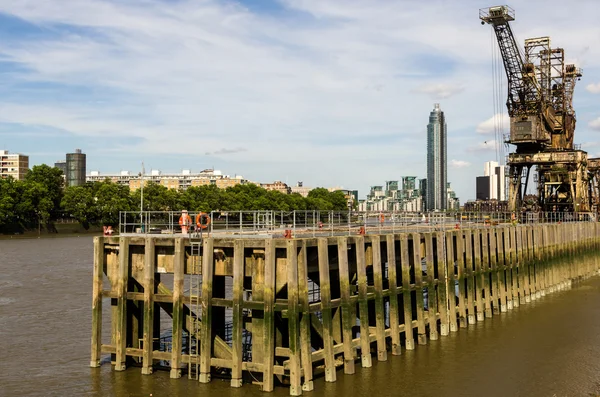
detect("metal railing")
(118, 210), (596, 237)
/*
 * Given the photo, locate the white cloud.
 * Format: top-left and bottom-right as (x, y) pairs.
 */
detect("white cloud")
(590, 118), (600, 131)
(450, 159), (471, 168)
(581, 141), (600, 148)
(0, 0), (598, 203)
(476, 114), (510, 134)
(586, 83), (600, 94)
(411, 83), (465, 99)
(205, 147), (247, 156)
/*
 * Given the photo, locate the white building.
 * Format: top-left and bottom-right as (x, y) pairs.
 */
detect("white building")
(477, 161), (506, 201)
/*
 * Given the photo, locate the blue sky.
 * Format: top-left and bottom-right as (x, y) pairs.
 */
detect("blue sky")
(1, 0), (599, 200)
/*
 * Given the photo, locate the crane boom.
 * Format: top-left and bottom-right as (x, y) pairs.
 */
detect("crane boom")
(479, 6), (539, 118)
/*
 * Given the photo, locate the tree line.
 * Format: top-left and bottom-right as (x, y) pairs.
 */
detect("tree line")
(0, 164), (350, 233)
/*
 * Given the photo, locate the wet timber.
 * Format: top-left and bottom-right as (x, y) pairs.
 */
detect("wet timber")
(91, 223), (600, 395)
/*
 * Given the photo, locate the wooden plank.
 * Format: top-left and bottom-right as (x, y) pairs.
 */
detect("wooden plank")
(317, 238), (337, 382)
(356, 236), (373, 367)
(386, 234), (402, 353)
(371, 235), (388, 360)
(231, 240), (244, 388)
(412, 233), (427, 345)
(297, 241), (314, 391)
(170, 238), (184, 379)
(400, 234), (415, 349)
(199, 238), (214, 383)
(115, 238), (129, 371)
(141, 237), (155, 375)
(338, 237), (356, 373)
(286, 239), (302, 396)
(90, 237), (104, 368)
(262, 240), (277, 391)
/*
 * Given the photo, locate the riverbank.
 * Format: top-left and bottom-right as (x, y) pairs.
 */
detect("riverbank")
(0, 223), (104, 240)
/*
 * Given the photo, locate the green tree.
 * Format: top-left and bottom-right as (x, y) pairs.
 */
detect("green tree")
(25, 165), (64, 232)
(95, 181), (134, 226)
(62, 186), (96, 230)
(0, 177), (24, 233)
(131, 182), (179, 211)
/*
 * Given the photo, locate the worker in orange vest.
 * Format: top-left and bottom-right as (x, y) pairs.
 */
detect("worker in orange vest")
(179, 209), (192, 234)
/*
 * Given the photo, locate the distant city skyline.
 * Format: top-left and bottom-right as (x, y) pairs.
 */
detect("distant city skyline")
(1, 1), (599, 201)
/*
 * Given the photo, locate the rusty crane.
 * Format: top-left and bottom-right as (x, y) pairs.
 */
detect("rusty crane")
(480, 5), (596, 215)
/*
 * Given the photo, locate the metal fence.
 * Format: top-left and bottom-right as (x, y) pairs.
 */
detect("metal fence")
(117, 210), (596, 237)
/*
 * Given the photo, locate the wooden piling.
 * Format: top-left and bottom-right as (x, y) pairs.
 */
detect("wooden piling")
(90, 237), (104, 368)
(337, 237), (356, 373)
(400, 234), (415, 349)
(464, 230), (476, 324)
(355, 236), (372, 367)
(456, 230), (468, 328)
(286, 239), (302, 396)
(497, 228), (507, 312)
(481, 229), (492, 318)
(170, 238), (184, 379)
(446, 231), (458, 332)
(262, 240), (276, 391)
(510, 227), (520, 308)
(199, 238), (214, 384)
(231, 240), (244, 388)
(489, 229), (500, 315)
(115, 238), (129, 371)
(141, 237), (155, 375)
(371, 235), (388, 361)
(424, 233), (438, 340)
(297, 241), (314, 391)
(386, 234), (402, 354)
(412, 233), (427, 345)
(436, 231), (449, 336)
(317, 238), (337, 382)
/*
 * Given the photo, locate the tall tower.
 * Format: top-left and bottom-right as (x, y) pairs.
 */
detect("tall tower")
(426, 103), (447, 211)
(66, 149), (86, 187)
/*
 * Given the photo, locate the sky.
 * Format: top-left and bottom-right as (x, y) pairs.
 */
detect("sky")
(0, 0), (599, 201)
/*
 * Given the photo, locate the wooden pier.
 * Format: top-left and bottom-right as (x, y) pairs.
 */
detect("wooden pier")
(90, 223), (600, 395)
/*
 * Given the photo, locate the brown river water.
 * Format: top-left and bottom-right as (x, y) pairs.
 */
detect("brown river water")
(2, 236), (600, 397)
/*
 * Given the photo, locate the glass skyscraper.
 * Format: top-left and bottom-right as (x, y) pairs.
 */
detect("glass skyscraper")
(426, 103), (447, 211)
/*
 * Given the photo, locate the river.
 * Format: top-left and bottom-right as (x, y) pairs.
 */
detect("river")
(1, 236), (600, 397)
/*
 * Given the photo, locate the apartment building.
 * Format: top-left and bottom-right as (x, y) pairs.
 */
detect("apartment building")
(87, 168), (248, 191)
(0, 150), (29, 180)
